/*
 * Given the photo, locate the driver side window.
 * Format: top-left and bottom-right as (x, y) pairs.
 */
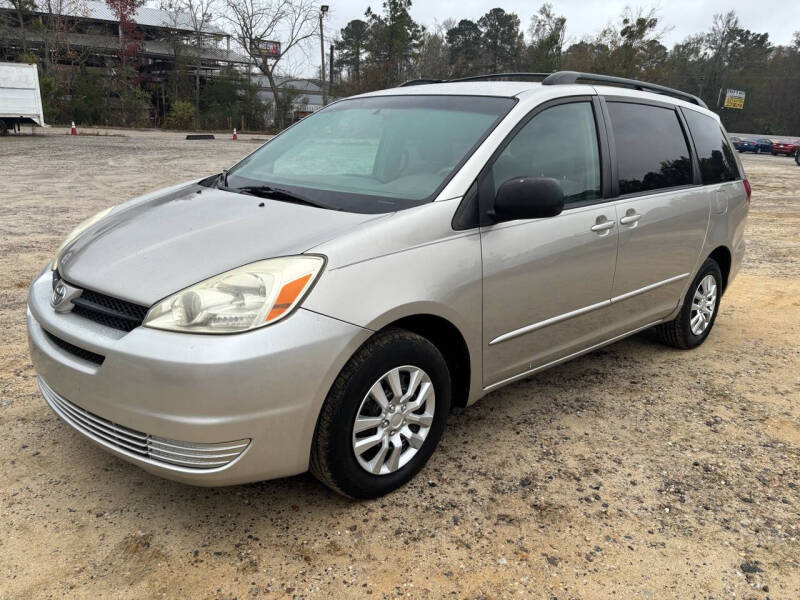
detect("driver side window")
(492, 102), (601, 206)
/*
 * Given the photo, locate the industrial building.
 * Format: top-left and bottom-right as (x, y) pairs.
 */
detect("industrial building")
(0, 0), (326, 125)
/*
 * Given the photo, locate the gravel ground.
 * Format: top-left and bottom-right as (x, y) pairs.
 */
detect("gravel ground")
(1, 130), (799, 600)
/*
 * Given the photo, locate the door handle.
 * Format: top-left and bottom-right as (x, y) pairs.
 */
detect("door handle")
(619, 213), (642, 225)
(590, 219), (616, 232)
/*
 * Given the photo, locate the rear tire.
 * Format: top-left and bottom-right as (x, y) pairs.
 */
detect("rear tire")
(654, 258), (723, 350)
(310, 328), (451, 499)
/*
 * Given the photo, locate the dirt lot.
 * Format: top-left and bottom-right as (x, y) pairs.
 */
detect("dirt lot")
(1, 130), (799, 599)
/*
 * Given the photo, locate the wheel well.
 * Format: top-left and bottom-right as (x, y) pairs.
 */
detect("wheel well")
(708, 246), (732, 293)
(383, 315), (471, 409)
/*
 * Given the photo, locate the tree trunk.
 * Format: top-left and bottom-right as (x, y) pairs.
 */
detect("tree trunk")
(15, 7), (27, 53)
(261, 64), (282, 130)
(195, 65), (200, 130)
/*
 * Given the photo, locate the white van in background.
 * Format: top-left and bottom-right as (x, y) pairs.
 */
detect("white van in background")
(0, 62), (47, 135)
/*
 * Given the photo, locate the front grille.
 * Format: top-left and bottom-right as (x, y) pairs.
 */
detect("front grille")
(44, 331), (105, 366)
(38, 378), (250, 470)
(54, 270), (149, 332)
(71, 289), (148, 332)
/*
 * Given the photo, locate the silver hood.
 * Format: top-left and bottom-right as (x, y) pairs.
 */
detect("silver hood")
(58, 184), (384, 305)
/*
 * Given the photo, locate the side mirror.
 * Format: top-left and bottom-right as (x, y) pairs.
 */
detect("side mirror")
(493, 177), (565, 222)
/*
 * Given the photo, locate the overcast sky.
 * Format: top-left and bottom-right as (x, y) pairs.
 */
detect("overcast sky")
(322, 0), (799, 48)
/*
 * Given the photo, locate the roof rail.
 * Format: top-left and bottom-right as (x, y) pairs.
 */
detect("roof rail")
(542, 71), (707, 108)
(399, 78), (445, 87)
(395, 70), (707, 108)
(399, 73), (550, 86)
(448, 72), (552, 83)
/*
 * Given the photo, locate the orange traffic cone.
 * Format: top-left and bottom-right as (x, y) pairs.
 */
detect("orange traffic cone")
(232, 128), (238, 141)
(70, 121), (77, 135)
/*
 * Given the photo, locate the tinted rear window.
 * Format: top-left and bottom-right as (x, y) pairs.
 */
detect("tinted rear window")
(607, 102), (692, 195)
(683, 109), (740, 184)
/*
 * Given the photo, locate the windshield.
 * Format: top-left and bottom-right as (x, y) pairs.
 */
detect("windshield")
(226, 95), (516, 213)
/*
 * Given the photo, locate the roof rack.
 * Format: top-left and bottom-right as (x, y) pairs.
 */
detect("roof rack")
(399, 73), (550, 87)
(449, 72), (552, 83)
(399, 78), (446, 87)
(541, 71), (707, 108)
(397, 70), (707, 108)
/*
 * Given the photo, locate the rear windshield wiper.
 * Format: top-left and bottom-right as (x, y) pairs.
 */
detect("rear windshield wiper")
(225, 185), (334, 210)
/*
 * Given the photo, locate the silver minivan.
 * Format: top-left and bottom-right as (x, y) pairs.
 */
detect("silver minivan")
(27, 72), (749, 498)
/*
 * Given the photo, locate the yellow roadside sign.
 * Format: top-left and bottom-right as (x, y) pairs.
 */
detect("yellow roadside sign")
(724, 89), (745, 110)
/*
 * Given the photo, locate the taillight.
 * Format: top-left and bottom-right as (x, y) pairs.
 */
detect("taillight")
(743, 179), (752, 205)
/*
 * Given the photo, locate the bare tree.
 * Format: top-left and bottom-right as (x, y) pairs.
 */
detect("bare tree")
(223, 0), (319, 128)
(3, 0), (36, 54)
(181, 0), (216, 127)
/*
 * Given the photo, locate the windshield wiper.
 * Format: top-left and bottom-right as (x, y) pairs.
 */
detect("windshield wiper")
(226, 185), (334, 210)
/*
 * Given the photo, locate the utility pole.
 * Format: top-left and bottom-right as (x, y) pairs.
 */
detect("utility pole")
(329, 44), (334, 99)
(319, 5), (329, 106)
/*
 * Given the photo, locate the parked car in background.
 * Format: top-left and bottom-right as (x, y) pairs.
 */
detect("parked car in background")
(757, 139), (774, 153)
(729, 136), (743, 150)
(737, 138), (761, 153)
(772, 139), (798, 156)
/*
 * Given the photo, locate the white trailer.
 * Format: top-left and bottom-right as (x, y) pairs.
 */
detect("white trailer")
(0, 62), (47, 135)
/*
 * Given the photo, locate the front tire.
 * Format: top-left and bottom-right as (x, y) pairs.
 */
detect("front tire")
(654, 258), (723, 349)
(310, 329), (451, 498)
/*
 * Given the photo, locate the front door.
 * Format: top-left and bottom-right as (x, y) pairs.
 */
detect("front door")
(480, 99), (619, 388)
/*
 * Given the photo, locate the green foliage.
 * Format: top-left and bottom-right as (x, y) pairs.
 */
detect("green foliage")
(165, 100), (195, 129)
(335, 19), (369, 86)
(329, 3), (800, 135)
(527, 3), (566, 72)
(198, 67), (269, 131)
(478, 8), (523, 73)
(38, 70), (61, 122)
(447, 19), (482, 77)
(445, 9), (524, 76)
(364, 0), (423, 87)
(16, 51), (40, 64)
(68, 69), (107, 125)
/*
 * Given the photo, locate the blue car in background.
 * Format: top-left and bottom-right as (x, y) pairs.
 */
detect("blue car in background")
(737, 138), (761, 153)
(757, 138), (773, 153)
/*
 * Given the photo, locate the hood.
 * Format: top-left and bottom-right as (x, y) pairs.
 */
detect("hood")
(58, 184), (384, 305)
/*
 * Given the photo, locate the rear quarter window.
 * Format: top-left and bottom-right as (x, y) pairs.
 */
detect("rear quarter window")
(683, 109), (740, 184)
(606, 102), (692, 195)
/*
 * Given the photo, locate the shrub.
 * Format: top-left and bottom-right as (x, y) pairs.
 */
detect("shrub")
(165, 100), (195, 129)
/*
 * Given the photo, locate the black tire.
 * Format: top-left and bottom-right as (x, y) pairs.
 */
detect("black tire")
(310, 328), (451, 499)
(654, 258), (723, 350)
(795, 152), (800, 166)
(0, 120), (8, 136)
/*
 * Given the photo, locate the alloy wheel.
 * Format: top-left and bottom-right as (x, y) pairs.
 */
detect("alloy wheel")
(351, 366), (435, 475)
(690, 274), (717, 335)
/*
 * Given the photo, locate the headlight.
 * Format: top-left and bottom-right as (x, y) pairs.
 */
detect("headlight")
(142, 256), (325, 334)
(52, 207), (114, 270)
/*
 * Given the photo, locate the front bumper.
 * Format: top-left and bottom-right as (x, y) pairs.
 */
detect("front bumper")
(27, 269), (372, 485)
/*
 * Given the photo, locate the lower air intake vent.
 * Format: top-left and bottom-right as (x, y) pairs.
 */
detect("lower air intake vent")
(44, 331), (105, 365)
(39, 378), (250, 470)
